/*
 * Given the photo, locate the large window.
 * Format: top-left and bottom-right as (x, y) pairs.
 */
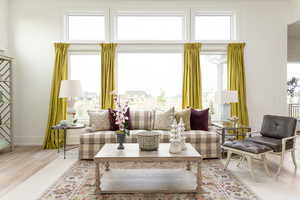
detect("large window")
(70, 54), (101, 119)
(65, 10), (234, 115)
(201, 54), (227, 120)
(118, 53), (183, 110)
(67, 15), (105, 41)
(195, 14), (232, 40)
(116, 14), (186, 41)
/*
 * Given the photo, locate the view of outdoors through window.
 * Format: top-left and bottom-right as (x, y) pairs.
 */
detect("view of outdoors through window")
(118, 53), (183, 110)
(70, 54), (101, 119)
(201, 54), (227, 120)
(69, 53), (227, 120)
(287, 63), (300, 104)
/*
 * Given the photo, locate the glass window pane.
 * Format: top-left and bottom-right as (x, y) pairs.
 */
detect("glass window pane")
(287, 63), (300, 104)
(70, 54), (101, 119)
(68, 15), (105, 41)
(201, 54), (227, 120)
(117, 16), (184, 40)
(118, 53), (182, 110)
(195, 15), (231, 40)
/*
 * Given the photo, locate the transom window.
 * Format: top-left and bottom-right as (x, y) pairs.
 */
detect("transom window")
(116, 15), (185, 41)
(195, 14), (233, 41)
(67, 14), (105, 41)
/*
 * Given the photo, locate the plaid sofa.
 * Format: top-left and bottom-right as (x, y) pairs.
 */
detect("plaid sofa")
(79, 110), (220, 159)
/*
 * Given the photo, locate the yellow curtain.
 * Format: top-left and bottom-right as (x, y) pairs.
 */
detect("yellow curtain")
(43, 43), (69, 149)
(227, 43), (249, 126)
(101, 43), (117, 109)
(182, 43), (202, 109)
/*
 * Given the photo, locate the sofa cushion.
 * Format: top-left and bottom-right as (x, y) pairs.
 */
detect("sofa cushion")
(108, 108), (132, 131)
(190, 108), (209, 131)
(223, 140), (272, 154)
(175, 109), (191, 131)
(246, 136), (294, 152)
(130, 110), (153, 130)
(87, 110), (111, 131)
(260, 115), (297, 139)
(153, 107), (175, 130)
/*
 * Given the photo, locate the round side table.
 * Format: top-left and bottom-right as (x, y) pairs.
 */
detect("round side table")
(52, 123), (85, 159)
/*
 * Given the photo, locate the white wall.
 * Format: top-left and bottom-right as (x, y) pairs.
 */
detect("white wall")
(9, 0), (289, 145)
(0, 0), (8, 54)
(289, 0), (300, 24)
(288, 37), (300, 63)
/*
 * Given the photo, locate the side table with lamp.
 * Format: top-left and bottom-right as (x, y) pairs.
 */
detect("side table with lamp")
(213, 90), (251, 157)
(53, 80), (85, 159)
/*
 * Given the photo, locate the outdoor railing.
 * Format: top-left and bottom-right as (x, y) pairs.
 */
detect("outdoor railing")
(288, 103), (300, 118)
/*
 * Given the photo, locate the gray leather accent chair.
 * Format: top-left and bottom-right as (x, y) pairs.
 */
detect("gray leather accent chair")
(246, 115), (298, 177)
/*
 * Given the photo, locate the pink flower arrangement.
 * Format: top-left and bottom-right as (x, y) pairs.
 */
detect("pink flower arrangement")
(112, 91), (129, 132)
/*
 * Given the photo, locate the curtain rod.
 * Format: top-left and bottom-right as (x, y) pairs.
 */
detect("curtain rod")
(53, 41), (245, 45)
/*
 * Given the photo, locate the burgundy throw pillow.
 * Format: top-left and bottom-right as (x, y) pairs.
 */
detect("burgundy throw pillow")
(190, 108), (209, 131)
(108, 108), (132, 131)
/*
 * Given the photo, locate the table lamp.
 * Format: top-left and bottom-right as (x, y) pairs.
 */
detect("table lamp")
(59, 80), (83, 123)
(216, 90), (238, 122)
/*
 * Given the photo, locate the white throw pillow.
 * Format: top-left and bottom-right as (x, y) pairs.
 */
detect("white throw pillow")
(153, 107), (175, 130)
(87, 110), (111, 132)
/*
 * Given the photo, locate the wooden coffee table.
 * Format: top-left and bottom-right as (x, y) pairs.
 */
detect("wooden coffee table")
(94, 143), (202, 195)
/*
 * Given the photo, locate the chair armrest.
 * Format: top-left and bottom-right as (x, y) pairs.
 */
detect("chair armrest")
(246, 131), (261, 137)
(282, 135), (297, 151)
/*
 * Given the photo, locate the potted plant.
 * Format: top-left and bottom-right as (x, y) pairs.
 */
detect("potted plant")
(112, 92), (130, 150)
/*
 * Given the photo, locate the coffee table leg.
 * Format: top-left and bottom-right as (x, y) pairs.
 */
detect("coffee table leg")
(186, 161), (191, 171)
(95, 162), (101, 194)
(196, 160), (202, 193)
(105, 162), (110, 171)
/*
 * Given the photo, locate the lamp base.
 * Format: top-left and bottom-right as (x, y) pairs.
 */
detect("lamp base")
(221, 104), (231, 121)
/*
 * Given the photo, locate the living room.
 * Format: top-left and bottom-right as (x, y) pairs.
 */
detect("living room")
(0, 0), (300, 199)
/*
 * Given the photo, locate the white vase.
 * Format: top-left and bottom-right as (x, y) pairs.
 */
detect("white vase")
(169, 138), (182, 154)
(180, 136), (187, 151)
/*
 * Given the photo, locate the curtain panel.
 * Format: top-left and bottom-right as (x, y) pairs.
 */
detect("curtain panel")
(43, 43), (69, 149)
(182, 43), (202, 109)
(227, 43), (249, 126)
(100, 43), (117, 109)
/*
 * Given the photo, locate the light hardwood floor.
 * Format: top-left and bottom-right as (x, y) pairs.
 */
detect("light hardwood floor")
(0, 146), (58, 196)
(0, 137), (299, 200)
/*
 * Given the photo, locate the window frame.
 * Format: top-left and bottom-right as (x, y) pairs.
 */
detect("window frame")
(191, 11), (236, 42)
(110, 10), (189, 43)
(64, 11), (109, 42)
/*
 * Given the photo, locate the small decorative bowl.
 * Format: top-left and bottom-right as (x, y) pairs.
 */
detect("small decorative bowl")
(137, 131), (160, 151)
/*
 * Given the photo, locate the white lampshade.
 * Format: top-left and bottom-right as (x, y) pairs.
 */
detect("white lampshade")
(215, 90), (238, 104)
(59, 80), (83, 98)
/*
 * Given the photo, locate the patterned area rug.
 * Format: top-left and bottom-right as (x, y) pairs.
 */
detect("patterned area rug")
(39, 160), (259, 200)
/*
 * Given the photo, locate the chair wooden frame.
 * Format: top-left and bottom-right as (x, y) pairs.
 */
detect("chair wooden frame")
(222, 145), (272, 181)
(244, 130), (298, 179)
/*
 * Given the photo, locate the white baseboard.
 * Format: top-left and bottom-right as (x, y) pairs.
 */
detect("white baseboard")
(15, 134), (80, 146)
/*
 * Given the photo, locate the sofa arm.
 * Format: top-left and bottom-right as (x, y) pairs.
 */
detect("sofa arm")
(208, 125), (219, 132)
(282, 135), (297, 151)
